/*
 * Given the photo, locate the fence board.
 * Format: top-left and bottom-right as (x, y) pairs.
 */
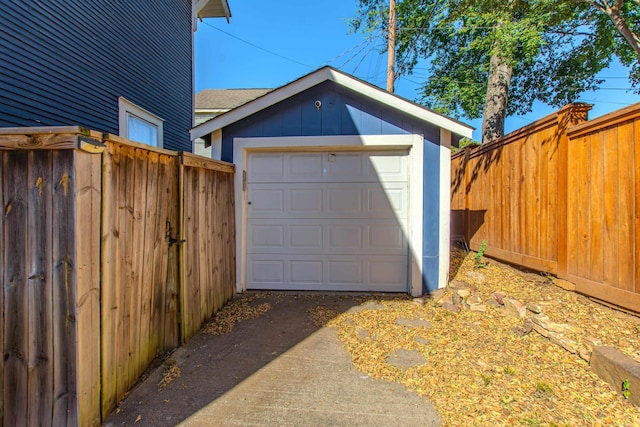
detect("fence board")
(75, 151), (102, 426)
(617, 122), (634, 292)
(4, 151), (29, 427)
(0, 152), (3, 425)
(51, 150), (78, 426)
(100, 142), (120, 418)
(26, 151), (54, 427)
(161, 155), (179, 350)
(603, 127), (618, 287)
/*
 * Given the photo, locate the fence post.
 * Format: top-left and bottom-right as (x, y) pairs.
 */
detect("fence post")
(556, 103), (591, 279)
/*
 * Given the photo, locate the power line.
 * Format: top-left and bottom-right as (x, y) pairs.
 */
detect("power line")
(203, 22), (314, 69)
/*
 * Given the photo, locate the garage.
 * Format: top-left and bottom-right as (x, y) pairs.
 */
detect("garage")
(246, 150), (409, 291)
(190, 67), (473, 295)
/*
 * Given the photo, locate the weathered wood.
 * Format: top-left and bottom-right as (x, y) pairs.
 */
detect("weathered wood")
(141, 152), (160, 364)
(162, 155), (179, 349)
(0, 152), (4, 427)
(26, 150), (54, 427)
(116, 145), (135, 399)
(100, 141), (120, 418)
(181, 153), (235, 174)
(51, 150), (78, 426)
(0, 134), (79, 151)
(4, 151), (29, 427)
(75, 150), (102, 427)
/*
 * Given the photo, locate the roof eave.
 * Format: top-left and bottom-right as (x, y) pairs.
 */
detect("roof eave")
(190, 67), (473, 140)
(196, 0), (231, 20)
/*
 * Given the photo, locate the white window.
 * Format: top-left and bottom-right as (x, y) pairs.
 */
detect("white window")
(118, 97), (164, 147)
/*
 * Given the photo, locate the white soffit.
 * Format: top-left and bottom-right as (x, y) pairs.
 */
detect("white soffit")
(190, 67), (474, 140)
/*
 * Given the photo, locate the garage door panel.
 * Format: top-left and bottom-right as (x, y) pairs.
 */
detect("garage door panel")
(248, 219), (406, 256)
(249, 183), (407, 219)
(248, 151), (409, 183)
(247, 254), (407, 291)
(289, 224), (323, 249)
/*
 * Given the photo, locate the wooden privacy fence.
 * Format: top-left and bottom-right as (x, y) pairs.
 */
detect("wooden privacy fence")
(452, 102), (640, 313)
(0, 127), (236, 426)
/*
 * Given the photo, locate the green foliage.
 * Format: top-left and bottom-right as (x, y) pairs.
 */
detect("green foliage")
(451, 137), (481, 153)
(622, 378), (631, 399)
(351, 0), (640, 122)
(474, 239), (488, 269)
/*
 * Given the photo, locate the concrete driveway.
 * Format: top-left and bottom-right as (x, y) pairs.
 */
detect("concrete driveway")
(104, 292), (441, 426)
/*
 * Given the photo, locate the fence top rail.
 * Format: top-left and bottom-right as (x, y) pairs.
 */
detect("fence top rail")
(102, 133), (179, 157)
(180, 152), (235, 174)
(0, 126), (104, 151)
(452, 103), (592, 160)
(567, 101), (640, 139)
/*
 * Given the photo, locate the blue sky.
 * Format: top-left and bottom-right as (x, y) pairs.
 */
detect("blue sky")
(194, 0), (640, 141)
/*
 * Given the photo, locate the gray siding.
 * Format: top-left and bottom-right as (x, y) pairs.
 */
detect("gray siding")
(0, 0), (194, 152)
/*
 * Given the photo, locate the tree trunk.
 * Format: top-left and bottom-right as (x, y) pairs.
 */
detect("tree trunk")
(482, 52), (513, 144)
(605, 4), (640, 58)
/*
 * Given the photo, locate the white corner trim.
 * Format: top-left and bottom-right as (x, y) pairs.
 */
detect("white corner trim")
(190, 67), (474, 141)
(232, 134), (424, 295)
(438, 129), (452, 290)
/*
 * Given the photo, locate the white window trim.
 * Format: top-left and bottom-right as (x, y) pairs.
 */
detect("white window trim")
(118, 97), (164, 148)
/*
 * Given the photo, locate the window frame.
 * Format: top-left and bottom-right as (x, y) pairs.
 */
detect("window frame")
(118, 97), (164, 148)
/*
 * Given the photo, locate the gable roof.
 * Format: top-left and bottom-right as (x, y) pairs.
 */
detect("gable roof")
(195, 89), (272, 110)
(190, 66), (474, 140)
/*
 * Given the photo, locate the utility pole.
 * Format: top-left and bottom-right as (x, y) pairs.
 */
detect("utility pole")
(386, 0), (396, 93)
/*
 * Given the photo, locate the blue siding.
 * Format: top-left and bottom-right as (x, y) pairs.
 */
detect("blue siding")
(0, 0), (194, 152)
(221, 80), (446, 294)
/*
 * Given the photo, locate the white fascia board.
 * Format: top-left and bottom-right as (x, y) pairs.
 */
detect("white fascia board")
(326, 70), (473, 139)
(190, 69), (331, 140)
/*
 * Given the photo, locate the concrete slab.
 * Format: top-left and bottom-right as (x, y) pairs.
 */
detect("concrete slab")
(104, 292), (441, 427)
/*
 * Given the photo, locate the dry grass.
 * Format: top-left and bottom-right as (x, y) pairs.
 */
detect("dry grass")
(326, 249), (640, 426)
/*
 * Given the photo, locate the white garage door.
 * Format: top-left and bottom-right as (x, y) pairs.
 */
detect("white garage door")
(246, 150), (409, 292)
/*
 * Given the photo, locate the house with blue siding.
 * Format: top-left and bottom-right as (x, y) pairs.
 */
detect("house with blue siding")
(0, 0), (231, 152)
(191, 67), (473, 295)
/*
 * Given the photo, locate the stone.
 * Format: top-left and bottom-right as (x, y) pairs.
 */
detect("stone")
(470, 304), (487, 312)
(513, 318), (534, 336)
(465, 271), (486, 283)
(452, 293), (462, 306)
(533, 324), (549, 337)
(591, 346), (640, 406)
(386, 349), (427, 370)
(526, 303), (543, 314)
(486, 299), (502, 308)
(412, 297), (427, 306)
(548, 331), (577, 354)
(438, 294), (453, 306)
(357, 328), (369, 338)
(441, 302), (461, 314)
(493, 292), (507, 305)
(530, 314), (568, 334)
(395, 318), (433, 329)
(415, 337), (430, 345)
(428, 289), (445, 301)
(503, 298), (527, 319)
(579, 348), (592, 362)
(448, 279), (470, 290)
(457, 289), (471, 298)
(467, 295), (482, 306)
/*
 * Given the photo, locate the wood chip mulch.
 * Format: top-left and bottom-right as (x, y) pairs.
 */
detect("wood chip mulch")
(324, 248), (640, 426)
(202, 294), (271, 335)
